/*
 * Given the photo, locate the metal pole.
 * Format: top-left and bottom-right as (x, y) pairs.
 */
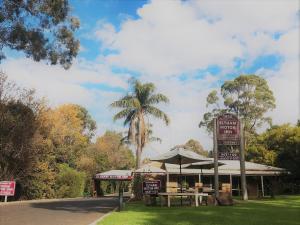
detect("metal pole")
(213, 118), (219, 204)
(167, 172), (169, 192)
(239, 121), (248, 200)
(179, 156), (183, 206)
(4, 195), (7, 202)
(118, 181), (123, 211)
(261, 176), (265, 197)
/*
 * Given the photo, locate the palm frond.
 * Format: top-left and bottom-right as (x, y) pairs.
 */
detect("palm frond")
(146, 93), (169, 105)
(145, 106), (170, 125)
(113, 108), (133, 121)
(123, 110), (137, 126)
(110, 95), (140, 109)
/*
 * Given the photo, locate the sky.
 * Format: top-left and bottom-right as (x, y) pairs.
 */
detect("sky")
(1, 0), (299, 158)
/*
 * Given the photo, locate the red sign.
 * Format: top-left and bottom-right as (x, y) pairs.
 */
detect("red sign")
(0, 181), (16, 196)
(217, 113), (240, 144)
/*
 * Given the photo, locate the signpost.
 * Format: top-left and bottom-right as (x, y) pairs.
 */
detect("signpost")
(0, 181), (16, 202)
(214, 113), (248, 202)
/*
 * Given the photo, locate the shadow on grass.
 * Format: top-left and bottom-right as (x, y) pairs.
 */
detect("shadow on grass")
(108, 195), (300, 225)
(30, 197), (121, 214)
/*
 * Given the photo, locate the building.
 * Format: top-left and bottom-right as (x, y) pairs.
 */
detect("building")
(94, 161), (287, 198)
(163, 160), (286, 197)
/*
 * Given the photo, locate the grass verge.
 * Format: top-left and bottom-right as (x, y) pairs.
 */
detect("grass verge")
(98, 195), (300, 225)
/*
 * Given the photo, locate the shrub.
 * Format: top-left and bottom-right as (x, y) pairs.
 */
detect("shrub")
(55, 164), (86, 198)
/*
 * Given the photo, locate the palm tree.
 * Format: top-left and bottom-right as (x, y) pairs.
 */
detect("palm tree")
(110, 79), (170, 169)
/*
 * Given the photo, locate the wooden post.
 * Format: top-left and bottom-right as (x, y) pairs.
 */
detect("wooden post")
(213, 118), (219, 204)
(261, 176), (265, 197)
(230, 174), (232, 196)
(239, 122), (248, 200)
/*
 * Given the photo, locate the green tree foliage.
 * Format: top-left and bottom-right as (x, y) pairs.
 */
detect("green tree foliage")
(55, 163), (85, 198)
(199, 75), (276, 135)
(248, 124), (300, 181)
(0, 0), (80, 69)
(111, 79), (170, 169)
(0, 73), (40, 181)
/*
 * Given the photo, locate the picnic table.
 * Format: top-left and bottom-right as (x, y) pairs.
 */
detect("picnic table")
(158, 192), (208, 207)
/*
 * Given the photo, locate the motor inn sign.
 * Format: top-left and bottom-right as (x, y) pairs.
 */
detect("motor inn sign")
(217, 113), (240, 145)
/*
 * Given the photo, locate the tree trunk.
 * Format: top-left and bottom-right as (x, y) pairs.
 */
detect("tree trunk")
(136, 144), (142, 169)
(136, 115), (143, 169)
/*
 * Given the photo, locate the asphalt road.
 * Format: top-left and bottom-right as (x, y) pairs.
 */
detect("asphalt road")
(0, 197), (119, 225)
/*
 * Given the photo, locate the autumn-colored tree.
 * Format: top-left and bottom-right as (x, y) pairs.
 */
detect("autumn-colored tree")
(77, 131), (134, 195)
(45, 104), (96, 166)
(94, 131), (135, 170)
(183, 139), (209, 157)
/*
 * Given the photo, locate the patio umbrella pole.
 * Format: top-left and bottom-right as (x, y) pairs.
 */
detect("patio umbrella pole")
(179, 156), (182, 206)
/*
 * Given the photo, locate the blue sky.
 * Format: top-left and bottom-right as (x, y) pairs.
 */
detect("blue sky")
(1, 0), (299, 157)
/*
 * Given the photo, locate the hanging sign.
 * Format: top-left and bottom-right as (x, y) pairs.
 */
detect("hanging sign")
(217, 113), (240, 145)
(216, 113), (241, 160)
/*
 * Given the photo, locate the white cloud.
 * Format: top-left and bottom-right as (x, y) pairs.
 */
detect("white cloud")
(0, 57), (130, 140)
(1, 0), (299, 159)
(92, 0), (299, 156)
(267, 59), (299, 125)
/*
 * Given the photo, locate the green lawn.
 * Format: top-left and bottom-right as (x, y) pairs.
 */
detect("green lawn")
(98, 195), (300, 225)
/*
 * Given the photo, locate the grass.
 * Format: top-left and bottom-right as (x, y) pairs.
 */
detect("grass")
(98, 195), (300, 225)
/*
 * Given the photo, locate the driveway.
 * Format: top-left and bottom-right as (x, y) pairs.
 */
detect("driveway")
(0, 197), (119, 225)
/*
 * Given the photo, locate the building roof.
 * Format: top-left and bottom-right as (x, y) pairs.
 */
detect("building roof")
(94, 170), (132, 180)
(134, 164), (166, 174)
(165, 160), (287, 176)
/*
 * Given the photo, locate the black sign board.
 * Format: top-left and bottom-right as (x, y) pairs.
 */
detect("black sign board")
(218, 150), (239, 160)
(143, 180), (160, 195)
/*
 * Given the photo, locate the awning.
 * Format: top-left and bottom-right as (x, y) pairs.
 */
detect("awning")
(94, 170), (133, 181)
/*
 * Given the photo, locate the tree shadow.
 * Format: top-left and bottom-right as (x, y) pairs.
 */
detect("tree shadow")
(30, 197), (122, 214)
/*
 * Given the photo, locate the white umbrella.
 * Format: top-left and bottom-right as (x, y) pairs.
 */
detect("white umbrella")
(150, 147), (211, 205)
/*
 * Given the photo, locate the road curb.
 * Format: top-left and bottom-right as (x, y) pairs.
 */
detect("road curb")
(88, 206), (118, 225)
(88, 196), (133, 225)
